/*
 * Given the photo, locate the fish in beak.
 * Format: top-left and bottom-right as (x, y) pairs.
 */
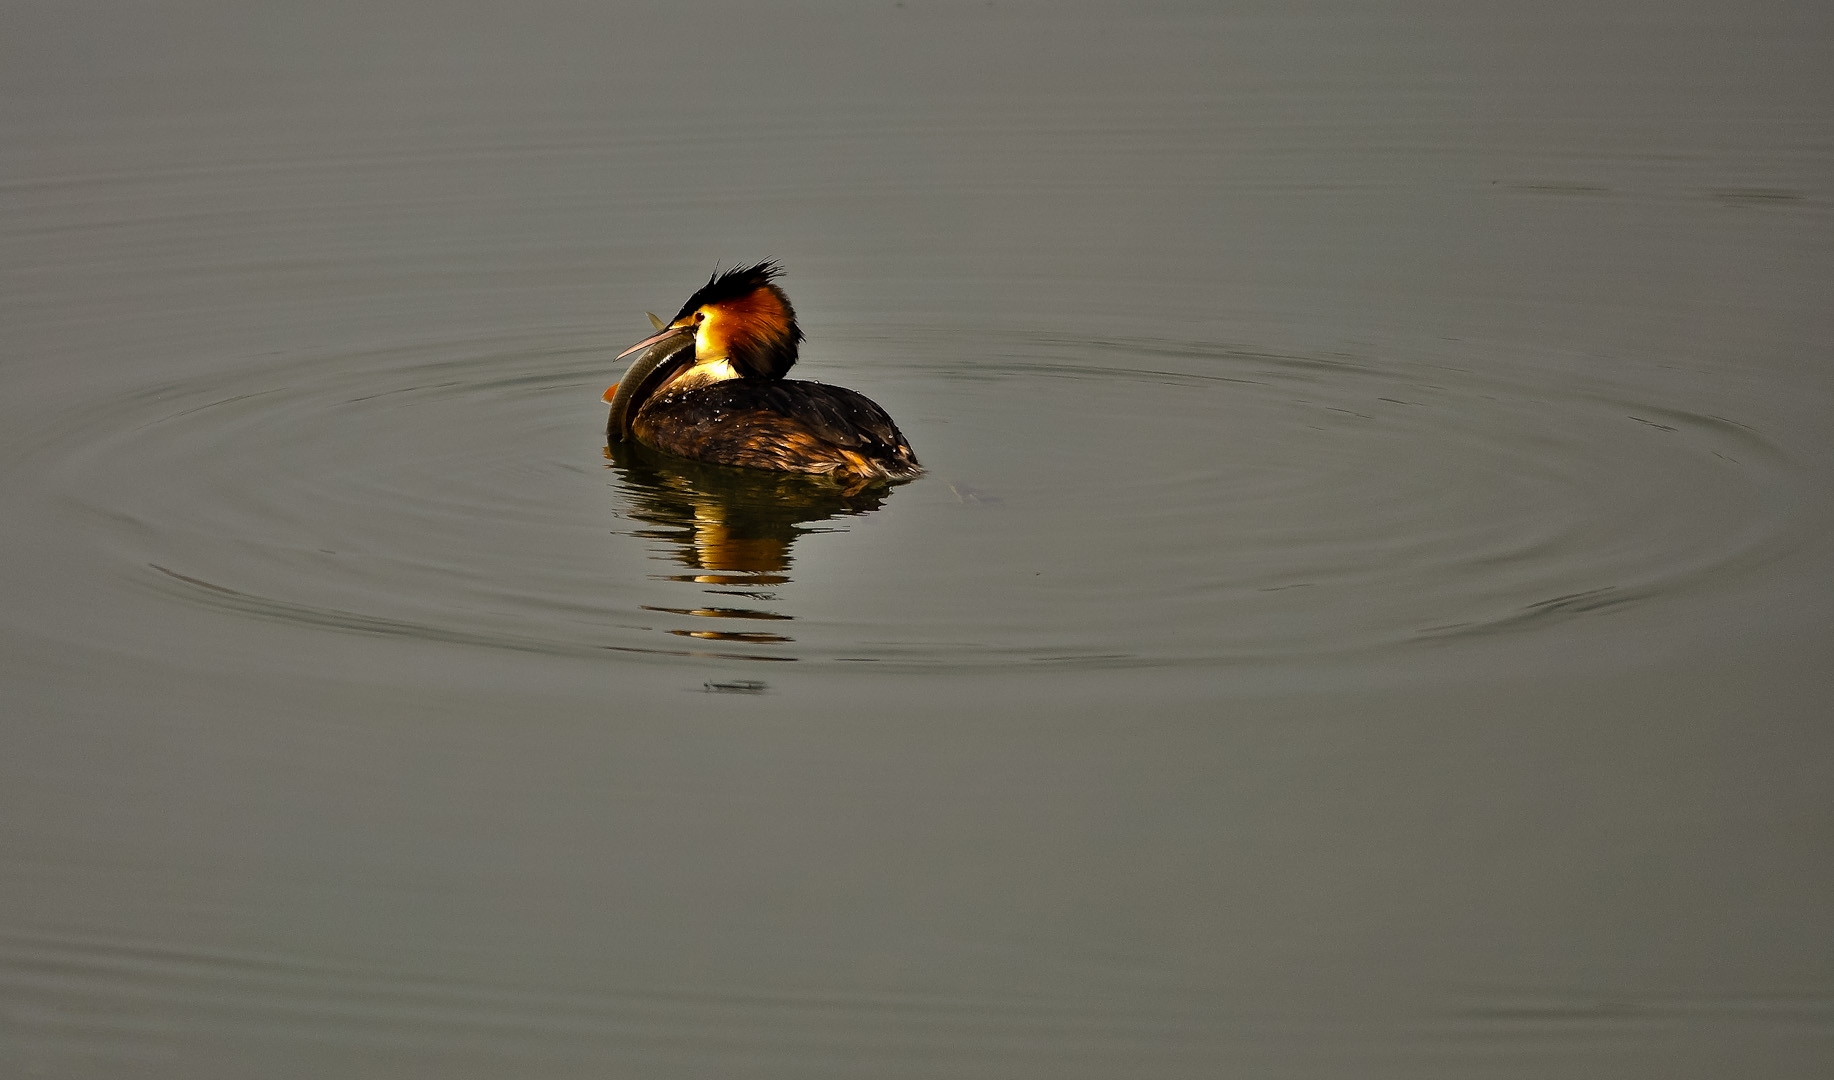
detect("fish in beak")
(605, 321), (697, 442)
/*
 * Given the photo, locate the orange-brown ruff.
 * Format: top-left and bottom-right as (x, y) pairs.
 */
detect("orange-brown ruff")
(604, 263), (921, 482)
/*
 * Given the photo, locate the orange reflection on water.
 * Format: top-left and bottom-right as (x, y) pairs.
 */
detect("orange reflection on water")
(605, 440), (906, 656)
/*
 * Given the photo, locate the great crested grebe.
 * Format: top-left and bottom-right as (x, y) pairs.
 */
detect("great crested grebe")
(604, 262), (921, 481)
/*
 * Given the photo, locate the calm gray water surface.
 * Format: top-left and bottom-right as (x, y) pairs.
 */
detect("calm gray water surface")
(3, 2), (1832, 1076)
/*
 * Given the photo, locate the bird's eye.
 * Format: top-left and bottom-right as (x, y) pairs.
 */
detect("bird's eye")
(694, 311), (707, 323)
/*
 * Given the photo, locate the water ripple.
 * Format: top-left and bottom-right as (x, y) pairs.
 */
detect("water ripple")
(12, 326), (1815, 679)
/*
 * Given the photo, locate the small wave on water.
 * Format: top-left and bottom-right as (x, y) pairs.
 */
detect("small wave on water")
(10, 324), (1814, 682)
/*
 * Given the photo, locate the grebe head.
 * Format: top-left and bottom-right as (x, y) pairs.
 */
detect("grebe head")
(616, 261), (803, 380)
(606, 262), (803, 441)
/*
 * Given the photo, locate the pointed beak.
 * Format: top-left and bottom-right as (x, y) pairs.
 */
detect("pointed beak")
(617, 323), (694, 360)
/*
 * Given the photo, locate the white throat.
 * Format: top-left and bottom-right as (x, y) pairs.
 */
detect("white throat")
(664, 357), (741, 393)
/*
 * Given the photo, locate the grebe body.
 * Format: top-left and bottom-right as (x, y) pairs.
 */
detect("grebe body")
(606, 263), (920, 482)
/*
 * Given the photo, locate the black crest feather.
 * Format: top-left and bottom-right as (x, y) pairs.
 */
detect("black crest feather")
(673, 261), (793, 322)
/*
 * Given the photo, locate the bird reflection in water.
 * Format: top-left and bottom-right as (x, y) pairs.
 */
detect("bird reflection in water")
(604, 437), (898, 657)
